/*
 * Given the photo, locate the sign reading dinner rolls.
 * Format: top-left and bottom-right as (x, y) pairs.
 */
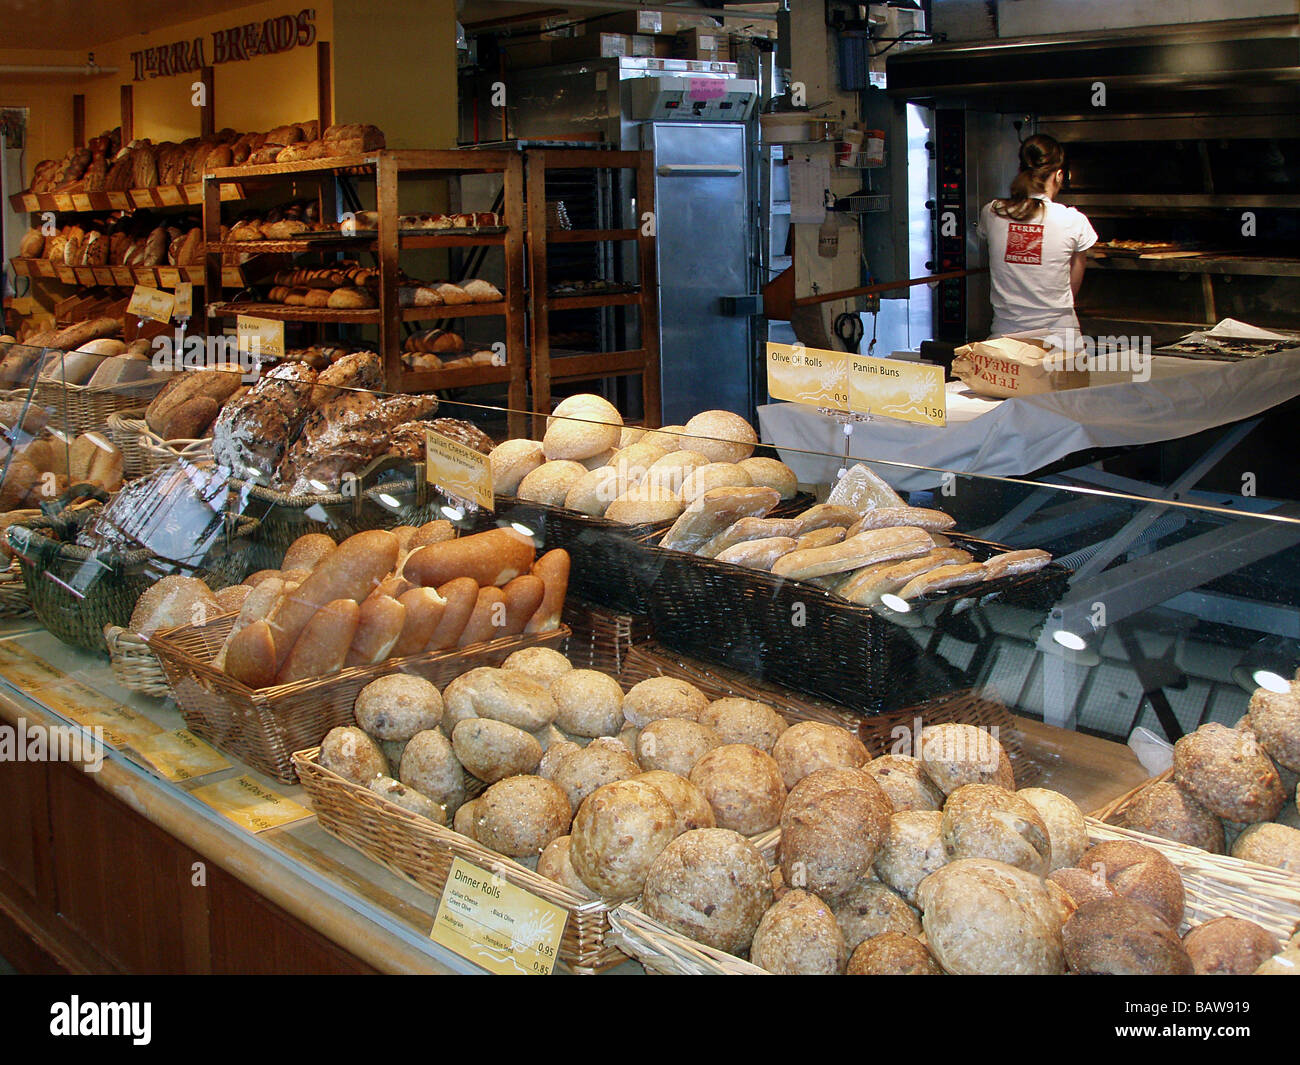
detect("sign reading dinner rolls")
(425, 428), (495, 511)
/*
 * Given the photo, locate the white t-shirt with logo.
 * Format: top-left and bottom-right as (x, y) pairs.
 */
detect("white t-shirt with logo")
(978, 196), (1097, 339)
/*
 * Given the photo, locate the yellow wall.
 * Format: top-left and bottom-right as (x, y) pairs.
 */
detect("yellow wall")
(0, 49), (93, 169)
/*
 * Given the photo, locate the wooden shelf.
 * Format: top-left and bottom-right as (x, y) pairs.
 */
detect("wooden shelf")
(1088, 253), (1300, 278)
(206, 300), (379, 323)
(9, 183), (243, 214)
(398, 364), (514, 391)
(13, 258), (244, 288)
(401, 302), (507, 320)
(548, 291), (642, 311)
(545, 228), (640, 243)
(208, 231), (508, 256)
(207, 148), (519, 183)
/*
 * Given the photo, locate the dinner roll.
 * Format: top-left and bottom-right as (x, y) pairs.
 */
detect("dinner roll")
(517, 460), (588, 506)
(1119, 780), (1226, 854)
(453, 798), (480, 839)
(635, 771), (716, 834)
(1173, 722), (1286, 823)
(682, 409), (757, 464)
(1183, 915), (1281, 975)
(918, 723), (1014, 794)
(941, 783), (1051, 875)
(569, 778), (680, 899)
(367, 776), (446, 823)
(489, 438), (545, 495)
(1246, 687), (1300, 771)
(501, 646), (572, 687)
(1063, 897), (1192, 975)
(441, 666), (501, 731)
(320, 726), (388, 784)
(1017, 787), (1088, 871)
(863, 755), (944, 812)
(831, 876), (921, 950)
(642, 828), (773, 954)
(622, 676), (709, 728)
(1047, 866), (1115, 909)
(640, 424), (687, 452)
(537, 835), (596, 899)
(451, 718), (542, 782)
(354, 674), (443, 740)
(642, 449), (709, 493)
(874, 810), (947, 903)
(543, 394), (622, 460)
(461, 671), (558, 733)
(779, 775), (892, 899)
(690, 744), (788, 835)
(552, 742), (641, 814)
(603, 480), (684, 525)
(772, 721), (870, 791)
(538, 740), (581, 780)
(697, 697), (788, 753)
(128, 575), (220, 636)
(636, 718), (721, 777)
(551, 669), (624, 738)
(738, 457), (798, 500)
(474, 775), (571, 859)
(1231, 821), (1300, 871)
(679, 462), (752, 504)
(847, 932), (943, 975)
(750, 890), (846, 974)
(398, 728), (467, 812)
(1077, 840), (1185, 929)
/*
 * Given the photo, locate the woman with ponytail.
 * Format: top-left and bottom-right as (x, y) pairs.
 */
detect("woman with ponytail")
(977, 133), (1097, 339)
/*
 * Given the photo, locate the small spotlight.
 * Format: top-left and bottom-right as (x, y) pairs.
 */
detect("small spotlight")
(510, 522), (534, 538)
(879, 593), (910, 613)
(1052, 630), (1088, 651)
(377, 493), (400, 509)
(1253, 669), (1291, 694)
(441, 505), (464, 521)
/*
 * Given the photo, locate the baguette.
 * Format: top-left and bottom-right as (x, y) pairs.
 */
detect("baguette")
(839, 548), (974, 606)
(371, 574), (412, 602)
(458, 586), (507, 647)
(501, 575), (545, 636)
(403, 527), (535, 589)
(793, 504), (863, 535)
(982, 549), (1052, 580)
(214, 577), (286, 670)
(393, 587), (447, 657)
(846, 507), (957, 535)
(794, 526), (847, 551)
(659, 486), (782, 554)
(345, 594), (406, 667)
(427, 577), (479, 650)
(281, 532), (337, 572)
(276, 598), (361, 684)
(770, 526), (934, 581)
(698, 516), (802, 559)
(265, 530), (400, 671)
(225, 620), (279, 688)
(408, 520), (455, 549)
(714, 536), (798, 571)
(896, 562), (989, 601)
(524, 549), (570, 633)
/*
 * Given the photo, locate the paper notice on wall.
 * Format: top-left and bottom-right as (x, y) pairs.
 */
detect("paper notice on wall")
(789, 155), (830, 225)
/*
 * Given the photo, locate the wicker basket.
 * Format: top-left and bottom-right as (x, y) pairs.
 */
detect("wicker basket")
(35, 377), (167, 435)
(103, 624), (172, 698)
(0, 556), (33, 618)
(560, 597), (654, 675)
(107, 408), (212, 479)
(607, 905), (770, 975)
(6, 503), (258, 654)
(149, 613), (570, 783)
(632, 530), (1069, 714)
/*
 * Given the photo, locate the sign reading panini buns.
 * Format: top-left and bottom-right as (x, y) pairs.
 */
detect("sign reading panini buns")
(951, 336), (1090, 399)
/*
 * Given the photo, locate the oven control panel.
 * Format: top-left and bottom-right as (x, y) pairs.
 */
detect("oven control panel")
(934, 109), (966, 341)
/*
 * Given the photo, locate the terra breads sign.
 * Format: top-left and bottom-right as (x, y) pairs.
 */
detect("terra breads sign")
(130, 9), (317, 81)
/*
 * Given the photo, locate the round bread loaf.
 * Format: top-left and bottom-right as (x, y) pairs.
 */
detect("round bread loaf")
(750, 889), (847, 975)
(517, 459), (588, 505)
(501, 646), (572, 687)
(697, 697), (788, 753)
(772, 721), (870, 791)
(941, 783), (1051, 875)
(1174, 722), (1287, 823)
(782, 766), (878, 818)
(636, 717), (720, 777)
(690, 744), (788, 835)
(367, 775), (445, 823)
(618, 426), (646, 449)
(635, 771), (716, 834)
(537, 835), (596, 899)
(550, 669), (624, 738)
(552, 742), (641, 814)
(1063, 897), (1192, 975)
(462, 671), (558, 733)
(830, 876), (920, 950)
(1246, 688), (1300, 771)
(738, 457), (797, 500)
(642, 449), (710, 493)
(319, 726), (388, 784)
(489, 438), (546, 495)
(863, 755), (944, 812)
(441, 666), (501, 731)
(642, 828), (773, 954)
(129, 575), (220, 636)
(451, 718), (542, 782)
(1120, 779), (1226, 854)
(1077, 840), (1185, 929)
(1048, 866), (1115, 909)
(354, 674), (443, 740)
(1183, 915), (1281, 975)
(538, 739), (581, 780)
(398, 728), (467, 811)
(543, 395), (622, 460)
(779, 777), (892, 899)
(847, 932), (943, 975)
(916, 858), (1066, 975)
(679, 462), (752, 504)
(622, 676), (709, 728)
(1017, 787), (1088, 871)
(640, 424), (687, 452)
(1231, 821), (1300, 871)
(563, 465), (621, 516)
(682, 410), (757, 464)
(569, 778), (680, 899)
(603, 480), (684, 524)
(610, 440), (667, 481)
(875, 810), (948, 903)
(1255, 948), (1300, 974)
(918, 723), (1014, 794)
(453, 797), (480, 839)
(474, 775), (571, 859)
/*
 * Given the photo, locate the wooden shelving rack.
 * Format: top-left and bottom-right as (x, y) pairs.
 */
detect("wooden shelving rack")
(201, 150), (528, 434)
(525, 148), (661, 437)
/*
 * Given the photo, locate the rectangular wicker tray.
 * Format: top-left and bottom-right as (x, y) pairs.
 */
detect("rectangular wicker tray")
(149, 613), (569, 783)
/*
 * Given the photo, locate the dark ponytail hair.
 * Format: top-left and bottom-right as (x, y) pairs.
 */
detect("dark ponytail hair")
(991, 134), (1066, 222)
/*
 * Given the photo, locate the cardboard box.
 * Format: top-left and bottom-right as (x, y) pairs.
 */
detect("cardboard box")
(550, 32), (630, 62)
(673, 29), (731, 61)
(631, 34), (675, 58)
(502, 39), (553, 68)
(589, 11), (664, 36)
(663, 13), (723, 34)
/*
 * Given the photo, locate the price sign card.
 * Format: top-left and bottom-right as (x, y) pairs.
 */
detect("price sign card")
(430, 857), (568, 975)
(22, 193), (39, 211)
(127, 284), (175, 324)
(848, 353), (947, 427)
(71, 193), (94, 212)
(236, 314), (284, 359)
(190, 775), (312, 833)
(107, 191), (130, 210)
(156, 265), (181, 288)
(425, 429), (494, 511)
(134, 729), (230, 782)
(65, 703), (163, 749)
(157, 186), (184, 206)
(183, 182), (203, 203)
(0, 642), (67, 693)
(172, 282), (193, 319)
(130, 189), (155, 208)
(766, 342), (848, 410)
(53, 192), (74, 212)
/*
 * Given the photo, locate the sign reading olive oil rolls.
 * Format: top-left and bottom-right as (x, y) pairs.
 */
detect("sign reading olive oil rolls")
(848, 353), (946, 427)
(425, 429), (495, 511)
(766, 342), (848, 410)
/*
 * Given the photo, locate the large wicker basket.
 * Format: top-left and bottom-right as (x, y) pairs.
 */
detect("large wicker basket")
(35, 376), (168, 435)
(107, 408), (212, 479)
(149, 613), (570, 783)
(0, 556), (33, 619)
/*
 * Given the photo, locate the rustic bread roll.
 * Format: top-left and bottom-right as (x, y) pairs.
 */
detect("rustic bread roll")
(553, 743), (640, 814)
(918, 722), (1015, 794)
(1063, 897), (1192, 974)
(714, 536), (797, 571)
(831, 876), (921, 950)
(917, 858), (1066, 975)
(1120, 780), (1226, 854)
(772, 721), (870, 791)
(501, 646), (572, 687)
(678, 462), (753, 504)
(517, 459), (588, 506)
(875, 810), (947, 903)
(488, 439), (545, 495)
(1231, 822), (1300, 871)
(451, 719), (542, 783)
(847, 932), (942, 975)
(697, 698), (788, 754)
(537, 835), (597, 898)
(737, 456), (797, 500)
(779, 775), (892, 899)
(544, 669), (623, 739)
(354, 674), (443, 740)
(542, 394), (622, 460)
(750, 889), (847, 975)
(635, 771), (716, 834)
(1077, 840), (1185, 929)
(366, 776), (445, 823)
(1017, 787), (1088, 871)
(636, 718), (721, 777)
(622, 676), (708, 728)
(569, 778), (680, 899)
(1183, 916), (1281, 975)
(643, 449), (711, 494)
(320, 726), (388, 784)
(941, 783), (1051, 875)
(1047, 866), (1114, 909)
(603, 480), (684, 524)
(128, 575), (220, 636)
(397, 728), (467, 813)
(474, 775), (571, 860)
(690, 744), (788, 836)
(682, 410), (757, 464)
(1246, 688), (1300, 771)
(643, 828), (773, 955)
(1173, 722), (1286, 822)
(559, 465), (617, 516)
(452, 797), (480, 839)
(863, 755), (944, 812)
(1255, 948), (1300, 974)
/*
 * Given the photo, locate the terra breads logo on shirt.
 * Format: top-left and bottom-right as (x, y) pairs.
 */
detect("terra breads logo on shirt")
(1004, 223), (1045, 264)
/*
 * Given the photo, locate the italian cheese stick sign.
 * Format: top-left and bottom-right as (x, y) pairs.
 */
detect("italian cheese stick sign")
(766, 342), (848, 410)
(127, 284), (175, 324)
(849, 353), (947, 427)
(425, 428), (495, 511)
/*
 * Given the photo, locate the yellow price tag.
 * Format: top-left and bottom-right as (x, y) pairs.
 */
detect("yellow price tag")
(173, 282), (194, 318)
(107, 191), (130, 210)
(93, 267), (115, 285)
(236, 315), (284, 360)
(127, 284), (176, 324)
(71, 193), (93, 212)
(766, 342), (848, 410)
(157, 265), (181, 287)
(425, 429), (495, 511)
(130, 189), (155, 208)
(22, 193), (40, 211)
(183, 182), (203, 203)
(158, 186), (184, 206)
(134, 729), (231, 782)
(53, 192), (74, 212)
(190, 775), (313, 833)
(65, 703), (163, 747)
(0, 642), (66, 693)
(221, 267), (243, 287)
(431, 857), (568, 975)
(112, 265), (134, 285)
(55, 265), (76, 284)
(848, 353), (947, 427)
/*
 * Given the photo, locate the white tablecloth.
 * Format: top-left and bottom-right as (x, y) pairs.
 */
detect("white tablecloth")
(757, 349), (1300, 491)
